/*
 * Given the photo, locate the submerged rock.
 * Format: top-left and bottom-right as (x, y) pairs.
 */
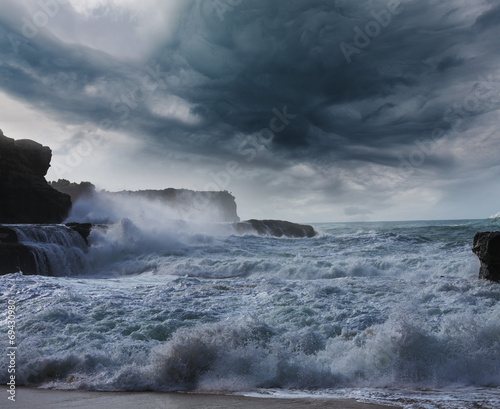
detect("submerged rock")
(0, 130), (72, 223)
(235, 219), (316, 238)
(472, 232), (500, 282)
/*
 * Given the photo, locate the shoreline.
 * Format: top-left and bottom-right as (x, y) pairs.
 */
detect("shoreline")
(12, 387), (401, 409)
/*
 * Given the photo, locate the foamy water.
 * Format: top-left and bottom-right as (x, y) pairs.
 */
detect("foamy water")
(1, 214), (500, 408)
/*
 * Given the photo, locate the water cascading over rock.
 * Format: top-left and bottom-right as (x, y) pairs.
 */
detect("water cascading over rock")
(0, 224), (89, 276)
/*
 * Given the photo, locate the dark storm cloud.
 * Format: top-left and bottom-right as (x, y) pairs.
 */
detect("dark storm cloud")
(147, 0), (500, 171)
(1, 0), (500, 177)
(474, 2), (500, 29)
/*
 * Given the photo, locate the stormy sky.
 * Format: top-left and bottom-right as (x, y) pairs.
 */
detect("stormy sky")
(1, 0), (500, 222)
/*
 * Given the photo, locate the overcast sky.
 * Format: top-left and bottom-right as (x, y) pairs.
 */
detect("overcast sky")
(1, 0), (500, 222)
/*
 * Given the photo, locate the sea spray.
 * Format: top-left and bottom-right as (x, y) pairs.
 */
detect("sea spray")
(67, 190), (239, 225)
(66, 193), (244, 276)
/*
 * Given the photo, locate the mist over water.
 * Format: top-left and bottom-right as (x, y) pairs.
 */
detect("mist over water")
(68, 191), (237, 226)
(2, 200), (500, 408)
(66, 193), (247, 276)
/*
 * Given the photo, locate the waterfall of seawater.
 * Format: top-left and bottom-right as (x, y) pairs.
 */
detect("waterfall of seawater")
(10, 225), (89, 276)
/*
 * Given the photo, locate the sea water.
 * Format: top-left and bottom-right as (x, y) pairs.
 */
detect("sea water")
(1, 217), (500, 408)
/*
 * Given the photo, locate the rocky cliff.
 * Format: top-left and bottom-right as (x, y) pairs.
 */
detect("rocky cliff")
(0, 130), (72, 223)
(49, 179), (96, 203)
(112, 188), (240, 222)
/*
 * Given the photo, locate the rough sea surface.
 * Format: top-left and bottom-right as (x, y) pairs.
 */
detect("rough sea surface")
(2, 217), (500, 409)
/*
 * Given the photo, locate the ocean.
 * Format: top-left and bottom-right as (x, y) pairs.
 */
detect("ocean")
(2, 215), (500, 408)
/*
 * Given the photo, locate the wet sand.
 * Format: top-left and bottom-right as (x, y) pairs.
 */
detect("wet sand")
(12, 388), (401, 408)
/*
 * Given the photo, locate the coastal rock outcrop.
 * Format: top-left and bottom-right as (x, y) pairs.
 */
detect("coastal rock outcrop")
(235, 219), (316, 238)
(472, 232), (500, 282)
(0, 130), (72, 223)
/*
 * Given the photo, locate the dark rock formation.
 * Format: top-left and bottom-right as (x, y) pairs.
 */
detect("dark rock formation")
(0, 226), (37, 275)
(0, 130), (72, 223)
(0, 243), (38, 275)
(50, 179), (96, 203)
(112, 188), (240, 222)
(66, 222), (93, 244)
(235, 219), (316, 238)
(0, 226), (19, 244)
(472, 232), (500, 282)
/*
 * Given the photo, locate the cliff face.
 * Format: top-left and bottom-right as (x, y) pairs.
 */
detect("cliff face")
(0, 130), (72, 223)
(50, 179), (96, 203)
(112, 189), (240, 222)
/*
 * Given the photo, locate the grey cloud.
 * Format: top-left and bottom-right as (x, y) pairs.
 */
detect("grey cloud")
(1, 0), (500, 220)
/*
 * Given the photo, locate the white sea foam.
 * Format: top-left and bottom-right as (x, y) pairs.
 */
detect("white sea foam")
(1, 216), (500, 408)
